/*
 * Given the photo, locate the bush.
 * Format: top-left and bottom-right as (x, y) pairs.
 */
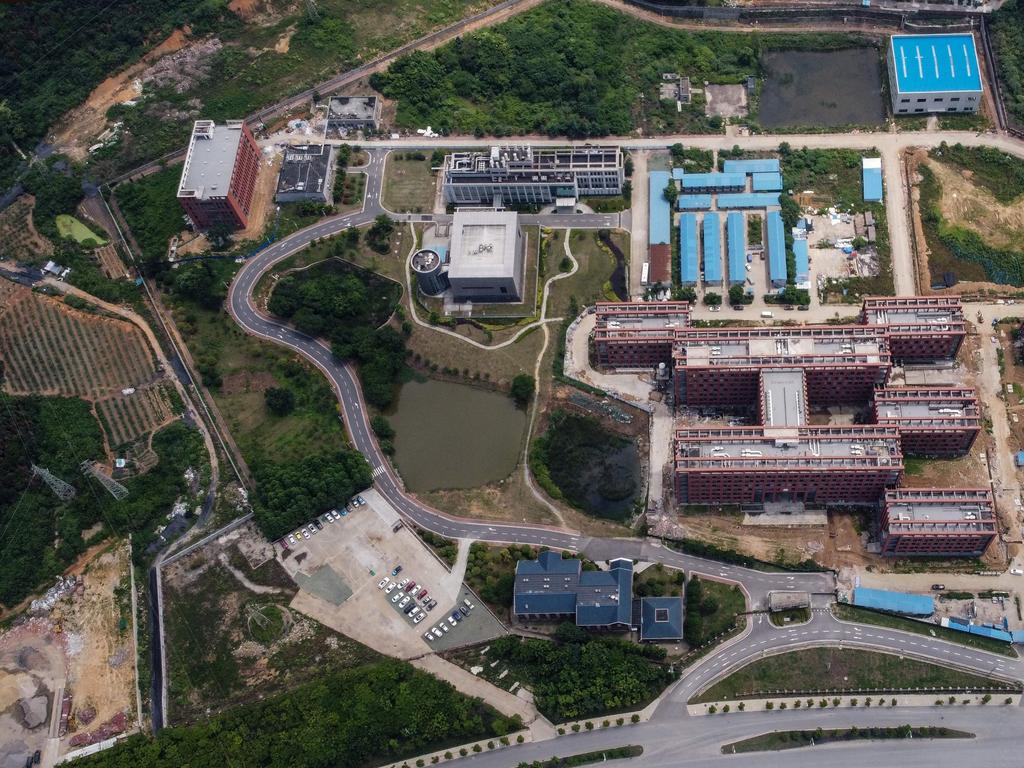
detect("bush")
(510, 374), (535, 407)
(264, 387), (296, 416)
(630, 714), (640, 724)
(764, 702), (773, 711)
(516, 735), (524, 744)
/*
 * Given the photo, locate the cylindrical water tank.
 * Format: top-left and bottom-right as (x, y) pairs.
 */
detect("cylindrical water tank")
(410, 248), (448, 296)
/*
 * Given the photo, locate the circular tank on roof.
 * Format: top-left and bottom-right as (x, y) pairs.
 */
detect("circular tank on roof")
(411, 248), (448, 296)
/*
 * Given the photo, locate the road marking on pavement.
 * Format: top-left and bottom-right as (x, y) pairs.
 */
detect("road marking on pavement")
(372, 465), (386, 478)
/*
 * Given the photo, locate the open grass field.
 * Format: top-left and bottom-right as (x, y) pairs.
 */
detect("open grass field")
(0, 285), (175, 449)
(382, 153), (437, 213)
(547, 228), (628, 318)
(693, 647), (1017, 703)
(56, 214), (108, 245)
(0, 196), (54, 263)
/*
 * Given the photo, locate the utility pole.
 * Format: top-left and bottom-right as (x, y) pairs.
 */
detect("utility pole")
(31, 465), (76, 501)
(80, 461), (129, 500)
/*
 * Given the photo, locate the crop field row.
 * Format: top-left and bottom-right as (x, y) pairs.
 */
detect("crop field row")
(96, 384), (175, 448)
(0, 293), (157, 398)
(0, 195), (53, 264)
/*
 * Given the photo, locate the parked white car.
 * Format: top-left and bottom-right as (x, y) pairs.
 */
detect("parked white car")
(378, 578), (389, 589)
(385, 582), (397, 594)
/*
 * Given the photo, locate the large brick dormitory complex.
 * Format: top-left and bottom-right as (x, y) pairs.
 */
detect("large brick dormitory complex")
(593, 296), (991, 556)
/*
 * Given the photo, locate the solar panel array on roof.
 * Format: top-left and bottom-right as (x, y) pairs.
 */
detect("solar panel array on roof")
(862, 158), (883, 202)
(793, 238), (809, 284)
(766, 211), (787, 287)
(680, 213), (699, 285)
(752, 172), (783, 192)
(722, 158), (781, 174)
(717, 193), (780, 209)
(727, 212), (745, 284)
(890, 34), (982, 95)
(680, 172), (746, 191)
(702, 213), (722, 284)
(649, 171), (672, 245)
(676, 194), (713, 210)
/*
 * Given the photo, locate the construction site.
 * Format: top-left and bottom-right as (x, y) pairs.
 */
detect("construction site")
(0, 541), (138, 767)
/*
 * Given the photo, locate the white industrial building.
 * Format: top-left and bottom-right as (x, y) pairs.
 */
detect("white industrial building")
(447, 210), (525, 302)
(442, 146), (624, 207)
(887, 33), (982, 115)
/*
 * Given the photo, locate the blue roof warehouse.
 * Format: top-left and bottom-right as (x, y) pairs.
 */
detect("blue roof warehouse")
(887, 33), (982, 115)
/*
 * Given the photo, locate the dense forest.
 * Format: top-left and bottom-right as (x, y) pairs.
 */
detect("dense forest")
(253, 449), (372, 541)
(992, 0), (1024, 129)
(487, 625), (675, 722)
(268, 252), (408, 409)
(76, 660), (516, 768)
(0, 393), (205, 606)
(371, 0), (863, 137)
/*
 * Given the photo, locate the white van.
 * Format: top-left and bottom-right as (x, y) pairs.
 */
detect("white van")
(760, 311), (774, 319)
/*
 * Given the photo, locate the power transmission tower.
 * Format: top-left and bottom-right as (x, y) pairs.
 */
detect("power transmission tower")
(80, 461), (129, 501)
(31, 464), (76, 501)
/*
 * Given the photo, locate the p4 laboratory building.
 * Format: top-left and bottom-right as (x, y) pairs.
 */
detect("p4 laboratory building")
(887, 33), (982, 115)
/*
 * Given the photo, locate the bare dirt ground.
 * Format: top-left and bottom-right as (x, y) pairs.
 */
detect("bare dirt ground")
(49, 29), (190, 161)
(233, 155), (280, 244)
(928, 159), (1024, 251)
(61, 542), (137, 751)
(0, 196), (54, 263)
(907, 149), (1023, 296)
(93, 244), (128, 280)
(679, 511), (826, 566)
(0, 620), (66, 768)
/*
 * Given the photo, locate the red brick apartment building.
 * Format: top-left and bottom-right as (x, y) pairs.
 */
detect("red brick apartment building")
(860, 296), (966, 361)
(881, 488), (996, 557)
(177, 120), (262, 230)
(593, 301), (690, 368)
(874, 387), (981, 458)
(673, 425), (903, 505)
(672, 326), (891, 407)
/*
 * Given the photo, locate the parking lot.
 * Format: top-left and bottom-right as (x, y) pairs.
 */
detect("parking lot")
(278, 489), (504, 659)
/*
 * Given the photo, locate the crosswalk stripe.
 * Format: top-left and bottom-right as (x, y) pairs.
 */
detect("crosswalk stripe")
(372, 465), (385, 478)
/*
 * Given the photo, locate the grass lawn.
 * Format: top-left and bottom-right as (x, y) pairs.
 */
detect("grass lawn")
(700, 579), (747, 640)
(693, 647), (1018, 703)
(547, 229), (626, 318)
(56, 213), (107, 245)
(769, 607), (810, 626)
(834, 604), (1018, 657)
(722, 726), (973, 754)
(382, 153), (437, 213)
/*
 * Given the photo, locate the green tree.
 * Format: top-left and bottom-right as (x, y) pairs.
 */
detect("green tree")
(728, 284), (747, 305)
(510, 374), (535, 407)
(263, 387), (295, 416)
(703, 291), (722, 306)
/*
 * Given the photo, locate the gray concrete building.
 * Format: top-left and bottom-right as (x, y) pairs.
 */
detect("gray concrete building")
(325, 95), (381, 136)
(442, 146), (624, 207)
(275, 144), (335, 204)
(448, 210), (525, 302)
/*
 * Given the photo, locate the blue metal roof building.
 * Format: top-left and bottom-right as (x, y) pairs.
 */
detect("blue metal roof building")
(890, 34), (981, 94)
(638, 596), (684, 642)
(752, 172), (783, 192)
(862, 158), (883, 202)
(766, 211), (788, 287)
(722, 158), (780, 174)
(793, 238), (810, 284)
(702, 213), (722, 284)
(717, 192), (780, 209)
(726, 212), (745, 285)
(853, 587), (935, 616)
(888, 34), (982, 115)
(676, 194), (713, 210)
(680, 213), (699, 285)
(512, 551), (635, 629)
(649, 171), (672, 245)
(680, 172), (746, 192)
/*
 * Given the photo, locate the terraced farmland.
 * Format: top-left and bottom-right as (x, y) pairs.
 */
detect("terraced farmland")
(0, 195), (53, 263)
(0, 283), (174, 448)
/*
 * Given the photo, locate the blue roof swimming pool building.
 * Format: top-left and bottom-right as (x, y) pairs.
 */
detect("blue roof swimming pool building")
(887, 33), (982, 115)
